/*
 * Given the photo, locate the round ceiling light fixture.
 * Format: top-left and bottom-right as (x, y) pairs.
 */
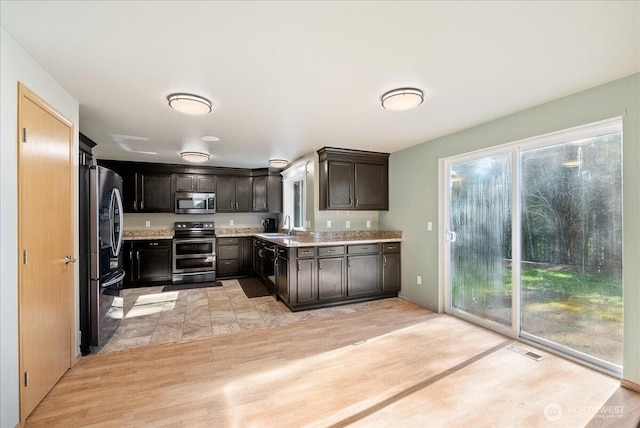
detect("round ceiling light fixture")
(167, 93), (212, 115)
(181, 151), (210, 163)
(381, 87), (423, 111)
(268, 159), (289, 169)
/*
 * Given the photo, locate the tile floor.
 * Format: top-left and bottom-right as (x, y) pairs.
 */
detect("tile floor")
(98, 279), (405, 354)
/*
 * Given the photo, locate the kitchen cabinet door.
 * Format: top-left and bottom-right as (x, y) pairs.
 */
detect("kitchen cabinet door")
(140, 173), (173, 212)
(318, 257), (345, 300)
(235, 176), (252, 211)
(347, 255), (380, 296)
(327, 161), (354, 209)
(216, 176), (235, 212)
(382, 252), (401, 293)
(296, 259), (317, 303)
(276, 255), (289, 302)
(354, 162), (388, 210)
(252, 176), (268, 212)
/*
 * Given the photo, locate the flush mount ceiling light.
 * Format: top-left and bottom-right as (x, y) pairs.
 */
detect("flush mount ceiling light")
(181, 151), (210, 163)
(381, 87), (424, 111)
(268, 159), (289, 169)
(167, 93), (212, 115)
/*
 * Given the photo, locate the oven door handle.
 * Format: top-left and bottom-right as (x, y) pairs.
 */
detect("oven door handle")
(173, 238), (216, 244)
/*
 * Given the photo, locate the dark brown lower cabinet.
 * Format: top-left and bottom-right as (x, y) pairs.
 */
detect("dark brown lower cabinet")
(295, 259), (317, 303)
(318, 257), (345, 300)
(347, 255), (380, 296)
(217, 237), (253, 278)
(273, 241), (400, 311)
(124, 239), (173, 285)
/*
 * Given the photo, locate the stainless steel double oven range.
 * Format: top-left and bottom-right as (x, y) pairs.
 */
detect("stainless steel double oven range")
(173, 222), (216, 283)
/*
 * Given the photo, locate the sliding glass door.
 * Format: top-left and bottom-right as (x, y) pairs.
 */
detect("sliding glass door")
(443, 119), (623, 374)
(445, 151), (513, 332)
(519, 131), (623, 368)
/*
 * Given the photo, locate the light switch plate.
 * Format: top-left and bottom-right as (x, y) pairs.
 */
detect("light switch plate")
(230, 220), (234, 225)
(346, 221), (350, 228)
(427, 221), (432, 231)
(417, 275), (422, 285)
(366, 220), (371, 228)
(145, 221), (150, 228)
(327, 220), (332, 228)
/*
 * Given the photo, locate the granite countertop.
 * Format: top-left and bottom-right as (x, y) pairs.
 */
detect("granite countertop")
(123, 228), (402, 247)
(215, 227), (264, 237)
(252, 230), (402, 248)
(123, 229), (174, 240)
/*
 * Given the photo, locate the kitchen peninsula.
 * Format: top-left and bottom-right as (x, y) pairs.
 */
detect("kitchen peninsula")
(250, 230), (402, 311)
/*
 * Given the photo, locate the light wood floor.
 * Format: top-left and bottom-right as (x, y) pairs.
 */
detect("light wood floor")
(26, 299), (640, 427)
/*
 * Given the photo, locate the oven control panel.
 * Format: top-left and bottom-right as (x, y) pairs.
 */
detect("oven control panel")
(174, 222), (215, 230)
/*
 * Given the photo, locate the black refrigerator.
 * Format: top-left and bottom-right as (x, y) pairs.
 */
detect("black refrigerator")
(79, 162), (125, 354)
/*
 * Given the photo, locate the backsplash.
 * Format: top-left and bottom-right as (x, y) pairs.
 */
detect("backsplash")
(123, 212), (275, 230)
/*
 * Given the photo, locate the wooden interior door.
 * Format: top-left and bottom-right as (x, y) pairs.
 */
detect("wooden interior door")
(18, 83), (75, 421)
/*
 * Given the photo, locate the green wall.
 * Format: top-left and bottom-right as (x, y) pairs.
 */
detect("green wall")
(380, 73), (640, 385)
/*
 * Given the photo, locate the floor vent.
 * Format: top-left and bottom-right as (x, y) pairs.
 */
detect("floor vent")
(507, 345), (545, 362)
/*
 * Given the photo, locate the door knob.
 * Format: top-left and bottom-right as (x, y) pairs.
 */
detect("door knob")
(64, 256), (77, 264)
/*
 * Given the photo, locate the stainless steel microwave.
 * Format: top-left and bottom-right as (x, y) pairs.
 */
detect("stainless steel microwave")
(175, 192), (216, 214)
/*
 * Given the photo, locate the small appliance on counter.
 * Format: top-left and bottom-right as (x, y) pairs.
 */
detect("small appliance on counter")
(264, 218), (277, 232)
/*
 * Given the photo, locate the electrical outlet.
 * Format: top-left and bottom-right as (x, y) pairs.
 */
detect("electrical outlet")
(427, 221), (432, 231)
(346, 221), (350, 228)
(230, 220), (234, 226)
(366, 220), (371, 228)
(145, 221), (150, 228)
(327, 220), (332, 228)
(417, 275), (422, 285)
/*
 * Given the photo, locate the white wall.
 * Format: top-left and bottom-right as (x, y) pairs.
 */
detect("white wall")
(380, 73), (640, 385)
(0, 29), (80, 427)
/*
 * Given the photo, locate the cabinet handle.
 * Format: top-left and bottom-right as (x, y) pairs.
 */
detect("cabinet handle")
(263, 202), (267, 209)
(383, 255), (387, 265)
(133, 201), (137, 211)
(224, 262), (231, 265)
(328, 249), (335, 253)
(349, 197), (352, 206)
(150, 242), (158, 246)
(356, 197), (359, 206)
(141, 201), (144, 210)
(136, 251), (140, 260)
(388, 246), (396, 250)
(129, 250), (133, 259)
(319, 261), (322, 270)
(235, 202), (238, 210)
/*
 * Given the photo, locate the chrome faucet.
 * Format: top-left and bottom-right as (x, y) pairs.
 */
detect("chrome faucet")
(284, 215), (293, 235)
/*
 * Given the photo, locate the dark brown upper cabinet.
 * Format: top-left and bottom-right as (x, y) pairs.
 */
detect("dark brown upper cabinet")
(216, 176), (252, 212)
(252, 170), (283, 213)
(97, 160), (283, 214)
(317, 147), (389, 211)
(175, 174), (214, 193)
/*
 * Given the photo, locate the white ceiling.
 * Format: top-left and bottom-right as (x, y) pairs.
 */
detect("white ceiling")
(2, 1), (638, 168)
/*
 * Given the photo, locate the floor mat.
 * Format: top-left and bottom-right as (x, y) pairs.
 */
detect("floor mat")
(238, 277), (271, 298)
